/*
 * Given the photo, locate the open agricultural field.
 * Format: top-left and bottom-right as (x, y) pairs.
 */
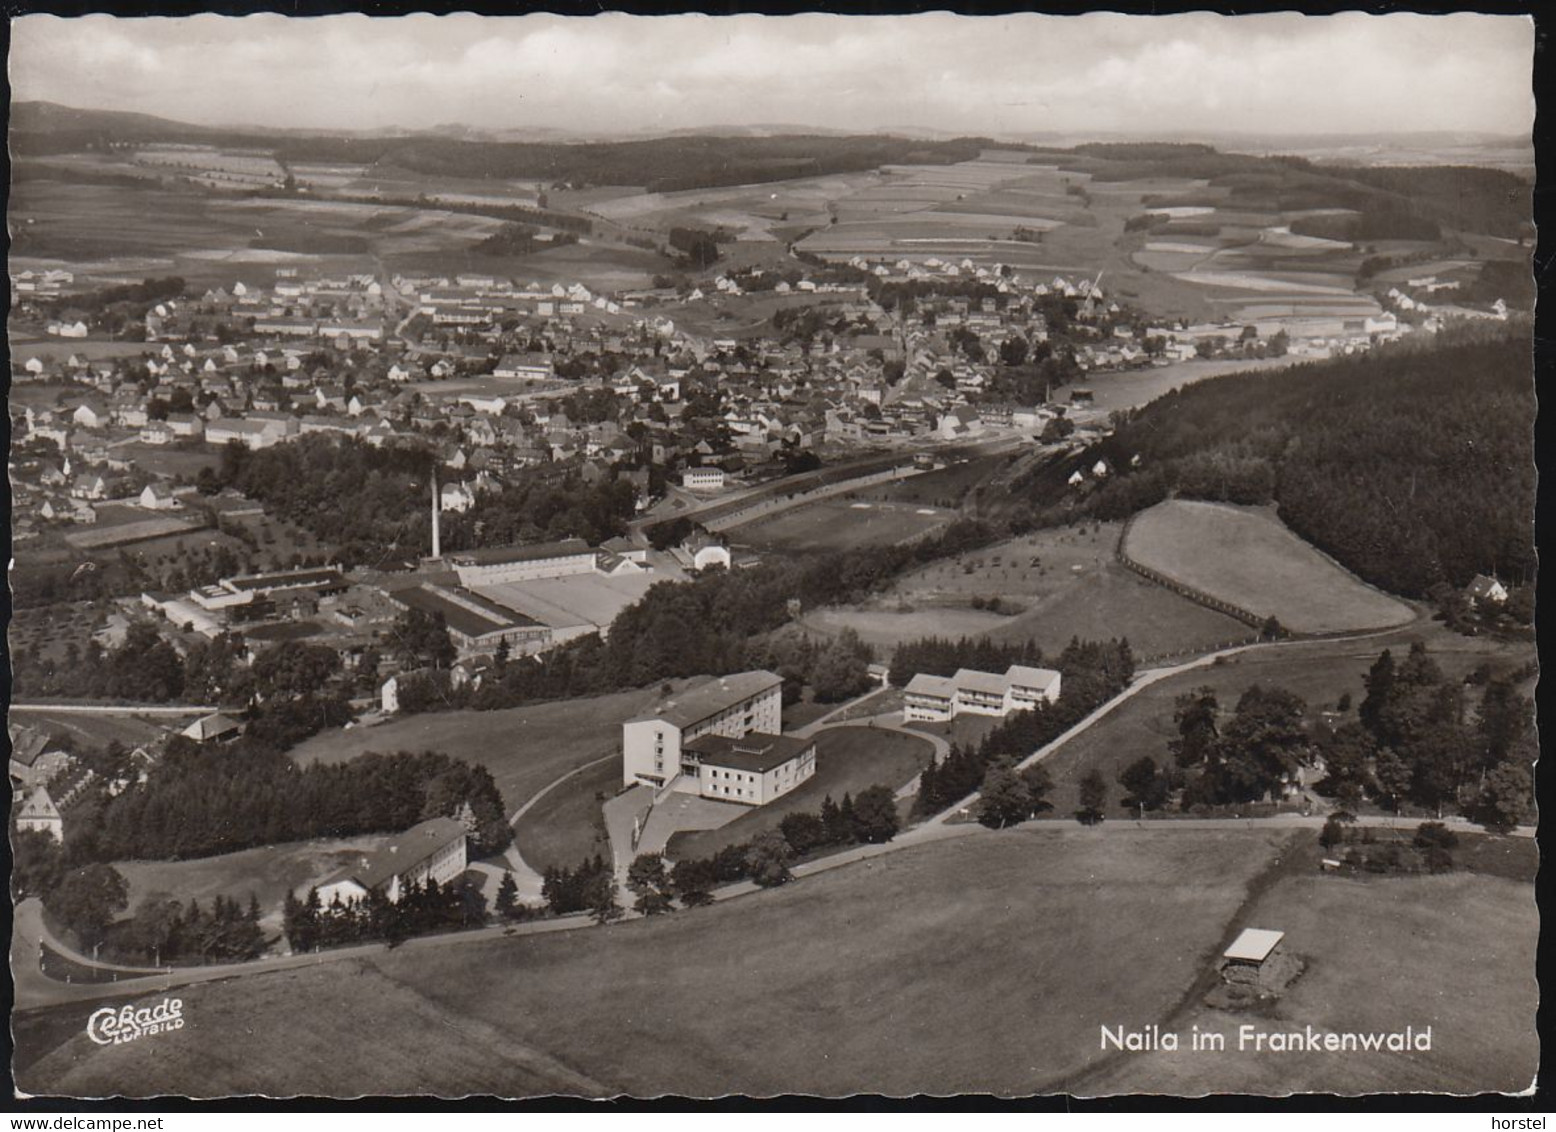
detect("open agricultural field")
(1034, 623), (1532, 822)
(666, 726), (934, 861)
(19, 826), (1295, 1097)
(732, 497), (956, 555)
(1074, 870), (1537, 1096)
(113, 834), (396, 936)
(7, 173), (539, 289)
(289, 680), (714, 818)
(1124, 500), (1415, 633)
(800, 522), (1250, 662)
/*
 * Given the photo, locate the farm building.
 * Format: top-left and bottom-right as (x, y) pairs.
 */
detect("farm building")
(903, 664), (1062, 723)
(8, 725), (71, 791)
(182, 713), (245, 744)
(16, 786), (64, 842)
(312, 817), (469, 907)
(1466, 574), (1509, 607)
(1223, 928), (1286, 969)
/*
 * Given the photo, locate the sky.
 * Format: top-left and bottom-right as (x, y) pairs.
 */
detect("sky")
(8, 12), (1536, 139)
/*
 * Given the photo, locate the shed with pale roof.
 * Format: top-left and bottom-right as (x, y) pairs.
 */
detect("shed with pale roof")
(1224, 928), (1285, 966)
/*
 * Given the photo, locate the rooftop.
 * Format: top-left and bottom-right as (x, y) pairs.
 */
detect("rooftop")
(626, 670), (783, 730)
(1224, 928), (1286, 964)
(684, 732), (815, 774)
(449, 538), (594, 567)
(322, 816), (469, 895)
(224, 567), (346, 593)
(392, 583), (540, 638)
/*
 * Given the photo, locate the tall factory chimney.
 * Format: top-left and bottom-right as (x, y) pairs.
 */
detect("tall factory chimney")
(430, 469), (442, 560)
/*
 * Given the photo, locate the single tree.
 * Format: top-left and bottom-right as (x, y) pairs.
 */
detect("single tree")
(1076, 769), (1108, 825)
(851, 784), (900, 843)
(744, 831), (794, 888)
(978, 762), (1032, 829)
(495, 870), (520, 921)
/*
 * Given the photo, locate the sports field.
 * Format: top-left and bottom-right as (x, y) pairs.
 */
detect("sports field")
(20, 826), (1299, 1097)
(734, 498), (955, 554)
(1124, 500), (1415, 633)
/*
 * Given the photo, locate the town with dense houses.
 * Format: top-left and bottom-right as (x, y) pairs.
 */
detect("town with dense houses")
(6, 11), (1538, 1105)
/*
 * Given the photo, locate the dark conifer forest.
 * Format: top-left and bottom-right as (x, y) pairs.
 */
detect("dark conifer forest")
(1023, 328), (1534, 598)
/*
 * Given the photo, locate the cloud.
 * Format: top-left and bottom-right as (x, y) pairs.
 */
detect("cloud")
(8, 12), (1535, 138)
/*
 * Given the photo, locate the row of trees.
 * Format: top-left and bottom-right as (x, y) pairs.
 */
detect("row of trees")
(539, 785), (903, 921)
(282, 877), (488, 952)
(68, 742), (511, 864)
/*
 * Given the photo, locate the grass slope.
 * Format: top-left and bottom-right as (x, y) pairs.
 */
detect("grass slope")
(1125, 500), (1415, 633)
(290, 680), (710, 817)
(113, 835), (393, 930)
(1075, 871), (1538, 1096)
(22, 827), (1293, 1098)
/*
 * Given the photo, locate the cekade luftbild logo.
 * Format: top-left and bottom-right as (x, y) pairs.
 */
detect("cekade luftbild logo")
(86, 998), (186, 1046)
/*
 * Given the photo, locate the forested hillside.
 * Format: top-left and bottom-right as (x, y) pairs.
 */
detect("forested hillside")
(1020, 327), (1534, 599)
(9, 104), (991, 193)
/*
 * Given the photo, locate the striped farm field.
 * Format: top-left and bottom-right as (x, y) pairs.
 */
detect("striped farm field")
(1123, 500), (1415, 634)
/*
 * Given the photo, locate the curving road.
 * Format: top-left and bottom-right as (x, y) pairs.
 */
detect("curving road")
(16, 626), (1531, 1014)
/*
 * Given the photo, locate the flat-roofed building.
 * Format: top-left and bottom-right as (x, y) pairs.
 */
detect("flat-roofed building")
(682, 732), (818, 806)
(449, 538), (598, 586)
(1223, 928), (1286, 968)
(622, 670), (783, 790)
(903, 664), (1063, 723)
(387, 583), (553, 656)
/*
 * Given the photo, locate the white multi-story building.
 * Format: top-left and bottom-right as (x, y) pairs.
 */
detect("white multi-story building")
(681, 466), (727, 492)
(621, 670), (784, 791)
(903, 664), (1063, 723)
(681, 732), (817, 806)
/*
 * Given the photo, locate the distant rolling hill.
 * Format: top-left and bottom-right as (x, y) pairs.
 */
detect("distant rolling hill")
(10, 100), (999, 193)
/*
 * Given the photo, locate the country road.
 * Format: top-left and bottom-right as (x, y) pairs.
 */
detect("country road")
(14, 622), (1528, 1014)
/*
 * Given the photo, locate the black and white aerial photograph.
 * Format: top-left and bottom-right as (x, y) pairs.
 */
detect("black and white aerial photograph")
(6, 9), (1539, 1103)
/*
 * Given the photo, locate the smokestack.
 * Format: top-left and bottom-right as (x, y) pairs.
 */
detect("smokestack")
(431, 468), (442, 560)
